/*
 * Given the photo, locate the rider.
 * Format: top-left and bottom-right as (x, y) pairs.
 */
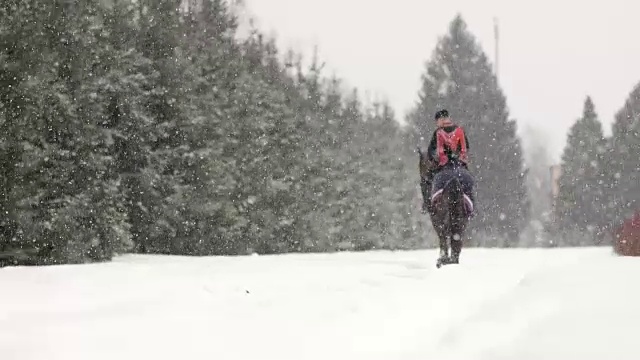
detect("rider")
(422, 109), (475, 216)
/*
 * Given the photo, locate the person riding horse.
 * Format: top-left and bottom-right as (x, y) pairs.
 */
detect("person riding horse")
(420, 109), (475, 217)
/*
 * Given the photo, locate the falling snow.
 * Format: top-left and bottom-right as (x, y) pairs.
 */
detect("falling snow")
(1, 3), (639, 358)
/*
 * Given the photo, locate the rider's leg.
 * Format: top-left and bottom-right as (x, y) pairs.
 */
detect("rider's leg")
(431, 167), (452, 201)
(420, 176), (431, 212)
(458, 169), (475, 214)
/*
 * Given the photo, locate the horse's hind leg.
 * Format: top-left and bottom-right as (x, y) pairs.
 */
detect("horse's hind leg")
(450, 217), (468, 264)
(433, 221), (449, 259)
(436, 235), (450, 268)
(450, 235), (462, 263)
(449, 218), (464, 263)
(439, 234), (449, 260)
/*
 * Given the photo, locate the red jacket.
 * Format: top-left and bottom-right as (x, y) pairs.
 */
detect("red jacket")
(435, 126), (469, 166)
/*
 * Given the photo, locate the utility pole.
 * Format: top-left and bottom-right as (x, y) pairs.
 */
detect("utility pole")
(494, 17), (500, 79)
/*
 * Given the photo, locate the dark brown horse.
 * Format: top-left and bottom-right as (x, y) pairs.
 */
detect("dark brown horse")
(418, 148), (470, 268)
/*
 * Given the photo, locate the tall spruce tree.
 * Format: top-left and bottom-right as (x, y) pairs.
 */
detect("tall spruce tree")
(1, 0), (133, 265)
(174, 0), (248, 255)
(520, 125), (554, 247)
(0, 1), (40, 262)
(605, 82), (640, 227)
(407, 15), (529, 244)
(89, 0), (166, 255)
(231, 33), (311, 254)
(527, 147), (552, 222)
(291, 55), (345, 250)
(359, 102), (416, 249)
(555, 97), (607, 243)
(133, 0), (201, 254)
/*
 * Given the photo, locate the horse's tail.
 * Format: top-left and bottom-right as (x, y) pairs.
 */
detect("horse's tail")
(445, 177), (462, 197)
(444, 176), (464, 209)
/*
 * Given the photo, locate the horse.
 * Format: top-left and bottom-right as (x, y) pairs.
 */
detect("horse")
(417, 147), (471, 268)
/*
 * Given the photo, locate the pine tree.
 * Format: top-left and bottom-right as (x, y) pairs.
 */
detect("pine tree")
(0, 1), (37, 262)
(131, 0), (199, 254)
(407, 15), (529, 244)
(522, 125), (553, 224)
(95, 1), (164, 254)
(183, 8), (314, 255)
(230, 32), (310, 254)
(291, 54), (344, 251)
(325, 87), (367, 250)
(555, 97), (608, 243)
(520, 125), (554, 246)
(528, 151), (553, 224)
(172, 0), (248, 255)
(605, 82), (640, 228)
(358, 102), (416, 249)
(1, 0), (133, 264)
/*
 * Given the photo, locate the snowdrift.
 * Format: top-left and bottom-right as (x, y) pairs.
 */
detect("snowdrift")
(1, 248), (639, 360)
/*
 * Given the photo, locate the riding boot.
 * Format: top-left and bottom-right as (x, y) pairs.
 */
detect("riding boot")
(420, 177), (431, 214)
(465, 192), (476, 218)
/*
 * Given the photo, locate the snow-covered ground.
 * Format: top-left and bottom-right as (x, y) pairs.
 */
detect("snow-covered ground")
(1, 247), (638, 360)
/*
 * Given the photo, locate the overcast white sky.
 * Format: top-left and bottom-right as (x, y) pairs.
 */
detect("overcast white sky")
(243, 0), (640, 161)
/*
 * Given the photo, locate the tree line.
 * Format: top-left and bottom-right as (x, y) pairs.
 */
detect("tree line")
(3, 0), (624, 266)
(553, 86), (640, 245)
(0, 0), (421, 265)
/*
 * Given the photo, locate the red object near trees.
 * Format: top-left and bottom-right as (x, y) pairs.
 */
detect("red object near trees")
(613, 211), (640, 256)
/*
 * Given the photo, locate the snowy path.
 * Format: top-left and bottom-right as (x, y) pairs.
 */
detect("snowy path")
(1, 248), (638, 360)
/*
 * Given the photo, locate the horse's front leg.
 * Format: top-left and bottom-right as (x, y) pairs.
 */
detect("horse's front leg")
(435, 232), (450, 268)
(431, 218), (449, 261)
(449, 220), (467, 264)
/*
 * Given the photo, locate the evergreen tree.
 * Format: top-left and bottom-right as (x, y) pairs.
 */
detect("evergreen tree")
(92, 0), (165, 254)
(555, 97), (608, 243)
(407, 15), (529, 245)
(520, 126), (554, 247)
(173, 0), (248, 255)
(605, 82), (640, 227)
(183, 7), (313, 254)
(324, 87), (368, 250)
(0, 1), (38, 262)
(1, 0), (133, 265)
(291, 55), (344, 251)
(522, 125), (553, 224)
(358, 102), (416, 249)
(132, 0), (201, 254)
(231, 32), (310, 254)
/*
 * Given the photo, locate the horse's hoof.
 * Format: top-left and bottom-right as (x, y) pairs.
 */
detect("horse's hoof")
(436, 257), (449, 268)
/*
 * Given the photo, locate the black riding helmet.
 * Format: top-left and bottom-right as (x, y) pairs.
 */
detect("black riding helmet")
(434, 109), (449, 120)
